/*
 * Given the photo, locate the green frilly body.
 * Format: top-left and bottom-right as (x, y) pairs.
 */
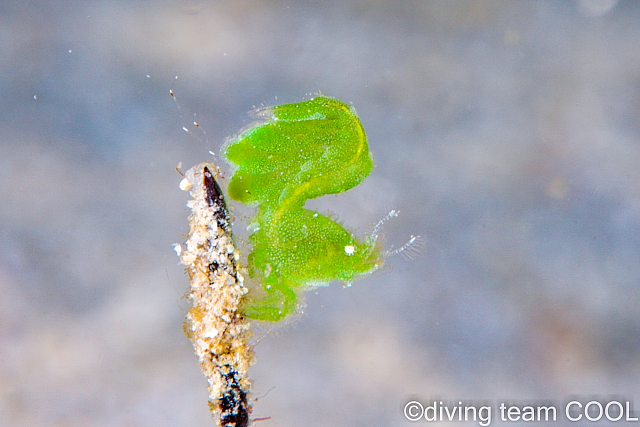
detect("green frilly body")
(223, 96), (381, 321)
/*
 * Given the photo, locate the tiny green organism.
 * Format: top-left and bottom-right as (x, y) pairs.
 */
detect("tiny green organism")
(223, 95), (383, 321)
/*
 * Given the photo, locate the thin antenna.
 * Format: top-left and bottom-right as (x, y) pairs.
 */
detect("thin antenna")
(169, 76), (210, 145)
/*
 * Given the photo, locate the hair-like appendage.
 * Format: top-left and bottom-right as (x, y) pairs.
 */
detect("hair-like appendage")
(174, 163), (254, 427)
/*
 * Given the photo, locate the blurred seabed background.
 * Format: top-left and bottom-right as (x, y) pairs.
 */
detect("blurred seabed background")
(2, 0), (640, 426)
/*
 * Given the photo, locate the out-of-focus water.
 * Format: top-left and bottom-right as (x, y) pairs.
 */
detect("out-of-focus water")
(1, 1), (639, 425)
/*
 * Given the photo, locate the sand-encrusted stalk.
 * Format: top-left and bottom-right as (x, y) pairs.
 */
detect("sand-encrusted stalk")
(174, 162), (254, 427)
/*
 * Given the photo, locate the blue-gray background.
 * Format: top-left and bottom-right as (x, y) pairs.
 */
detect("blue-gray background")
(2, 1), (639, 426)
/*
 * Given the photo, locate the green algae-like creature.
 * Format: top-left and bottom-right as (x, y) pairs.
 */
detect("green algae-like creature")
(223, 95), (382, 321)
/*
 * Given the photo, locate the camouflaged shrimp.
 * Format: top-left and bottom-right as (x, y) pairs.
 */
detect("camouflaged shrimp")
(174, 163), (254, 427)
